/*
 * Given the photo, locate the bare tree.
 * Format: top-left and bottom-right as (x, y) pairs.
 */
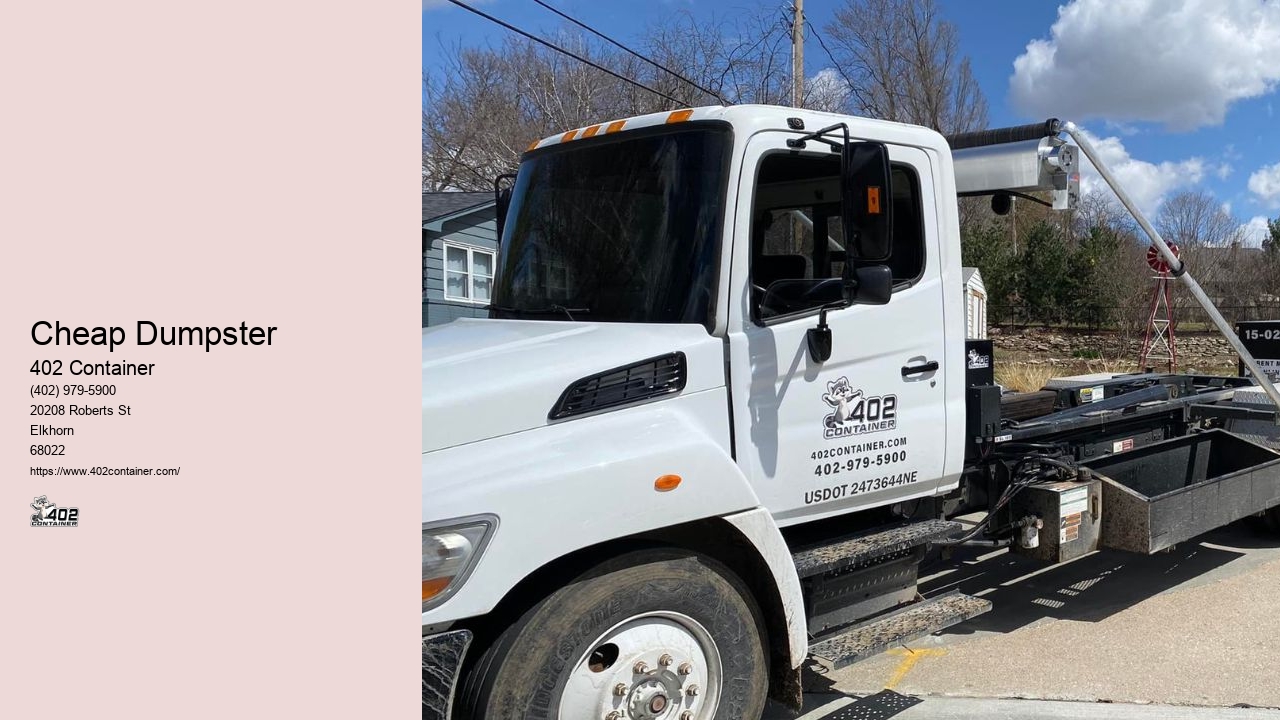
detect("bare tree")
(1156, 190), (1243, 249)
(1153, 190), (1278, 326)
(822, 0), (988, 134)
(1072, 189), (1137, 241)
(423, 9), (791, 191)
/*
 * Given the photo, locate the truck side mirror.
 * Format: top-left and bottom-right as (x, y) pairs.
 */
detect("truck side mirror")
(493, 173), (516, 239)
(846, 264), (892, 305)
(841, 142), (893, 262)
(810, 265), (894, 364)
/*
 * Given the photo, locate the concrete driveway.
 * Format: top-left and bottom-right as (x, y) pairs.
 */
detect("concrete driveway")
(766, 520), (1280, 718)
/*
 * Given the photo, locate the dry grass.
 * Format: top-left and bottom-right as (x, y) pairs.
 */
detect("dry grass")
(994, 357), (1237, 392)
(995, 363), (1058, 393)
(995, 357), (1140, 393)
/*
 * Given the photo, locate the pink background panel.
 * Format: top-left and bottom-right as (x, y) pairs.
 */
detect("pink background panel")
(0, 1), (422, 716)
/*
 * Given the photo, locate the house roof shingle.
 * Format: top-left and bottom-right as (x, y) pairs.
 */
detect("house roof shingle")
(423, 192), (492, 225)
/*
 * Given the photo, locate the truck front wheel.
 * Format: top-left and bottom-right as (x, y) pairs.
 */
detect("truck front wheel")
(457, 549), (768, 720)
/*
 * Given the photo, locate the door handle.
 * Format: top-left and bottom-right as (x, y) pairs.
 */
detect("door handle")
(901, 360), (940, 377)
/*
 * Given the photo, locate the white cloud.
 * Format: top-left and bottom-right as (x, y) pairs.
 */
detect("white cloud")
(806, 68), (850, 113)
(1010, 0), (1280, 131)
(1249, 161), (1280, 209)
(1239, 216), (1271, 247)
(1076, 129), (1205, 218)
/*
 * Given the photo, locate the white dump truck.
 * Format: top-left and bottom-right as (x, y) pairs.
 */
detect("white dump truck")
(422, 104), (1280, 720)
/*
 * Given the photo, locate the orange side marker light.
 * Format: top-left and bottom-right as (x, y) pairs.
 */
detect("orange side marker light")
(867, 186), (882, 214)
(654, 474), (682, 492)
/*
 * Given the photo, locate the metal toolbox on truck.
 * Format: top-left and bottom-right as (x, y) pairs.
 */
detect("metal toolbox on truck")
(1080, 430), (1280, 554)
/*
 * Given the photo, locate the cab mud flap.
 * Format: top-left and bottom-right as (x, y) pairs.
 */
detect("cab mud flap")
(1081, 430), (1280, 554)
(423, 629), (472, 720)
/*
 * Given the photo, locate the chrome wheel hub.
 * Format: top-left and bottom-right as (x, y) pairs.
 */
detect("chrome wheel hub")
(558, 611), (722, 720)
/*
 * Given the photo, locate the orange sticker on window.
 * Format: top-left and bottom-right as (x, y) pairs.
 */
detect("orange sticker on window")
(867, 187), (882, 214)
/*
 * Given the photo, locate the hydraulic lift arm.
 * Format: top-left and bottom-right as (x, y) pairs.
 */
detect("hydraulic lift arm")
(948, 119), (1280, 415)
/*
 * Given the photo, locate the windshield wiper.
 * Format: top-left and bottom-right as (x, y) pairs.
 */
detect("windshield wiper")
(487, 304), (591, 321)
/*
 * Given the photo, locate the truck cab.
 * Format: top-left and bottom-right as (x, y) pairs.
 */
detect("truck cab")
(422, 105), (1280, 720)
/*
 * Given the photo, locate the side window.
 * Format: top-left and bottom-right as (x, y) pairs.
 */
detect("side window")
(883, 165), (925, 287)
(750, 153), (925, 322)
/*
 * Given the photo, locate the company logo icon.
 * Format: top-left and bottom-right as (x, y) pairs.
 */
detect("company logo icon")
(967, 348), (991, 370)
(821, 377), (897, 439)
(30, 495), (78, 527)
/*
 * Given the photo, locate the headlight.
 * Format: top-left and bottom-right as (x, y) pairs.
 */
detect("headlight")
(423, 515), (496, 611)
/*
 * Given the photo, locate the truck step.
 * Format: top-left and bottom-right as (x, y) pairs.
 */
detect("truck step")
(791, 519), (961, 579)
(807, 591), (991, 671)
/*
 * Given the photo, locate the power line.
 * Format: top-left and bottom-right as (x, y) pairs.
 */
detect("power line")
(807, 21), (859, 102)
(531, 0), (728, 105)
(445, 0), (684, 106)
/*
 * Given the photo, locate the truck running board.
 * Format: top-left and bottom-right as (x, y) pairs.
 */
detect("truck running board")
(807, 591), (992, 671)
(791, 519), (962, 578)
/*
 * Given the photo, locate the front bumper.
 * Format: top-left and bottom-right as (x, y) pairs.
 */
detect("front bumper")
(422, 629), (472, 720)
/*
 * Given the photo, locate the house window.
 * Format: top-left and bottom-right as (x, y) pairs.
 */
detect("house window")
(443, 243), (495, 304)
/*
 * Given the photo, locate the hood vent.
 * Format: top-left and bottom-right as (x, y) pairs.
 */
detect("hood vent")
(549, 352), (687, 420)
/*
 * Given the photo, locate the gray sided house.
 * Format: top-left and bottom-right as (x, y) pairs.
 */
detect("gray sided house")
(423, 192), (498, 327)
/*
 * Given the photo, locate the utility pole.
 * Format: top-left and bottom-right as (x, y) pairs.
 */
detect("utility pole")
(791, 0), (804, 108)
(790, 1), (806, 252)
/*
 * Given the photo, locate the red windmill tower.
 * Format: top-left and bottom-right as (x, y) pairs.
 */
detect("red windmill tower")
(1139, 242), (1179, 372)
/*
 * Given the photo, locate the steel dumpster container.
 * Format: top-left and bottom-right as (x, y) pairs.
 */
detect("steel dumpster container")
(1081, 430), (1280, 553)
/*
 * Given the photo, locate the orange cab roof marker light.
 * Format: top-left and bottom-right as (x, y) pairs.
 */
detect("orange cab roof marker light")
(526, 140), (540, 152)
(561, 129), (579, 143)
(666, 109), (694, 123)
(605, 120), (627, 134)
(581, 124), (602, 138)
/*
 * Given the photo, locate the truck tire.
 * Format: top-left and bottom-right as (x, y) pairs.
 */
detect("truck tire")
(456, 549), (768, 720)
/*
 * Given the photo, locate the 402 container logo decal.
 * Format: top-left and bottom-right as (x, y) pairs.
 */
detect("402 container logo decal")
(821, 377), (897, 439)
(30, 495), (78, 527)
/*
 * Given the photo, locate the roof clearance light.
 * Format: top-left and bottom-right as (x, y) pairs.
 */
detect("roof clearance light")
(561, 129), (579, 142)
(605, 120), (626, 134)
(666, 109), (694, 124)
(526, 140), (540, 152)
(581, 124), (602, 138)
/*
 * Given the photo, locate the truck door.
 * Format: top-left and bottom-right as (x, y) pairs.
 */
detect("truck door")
(725, 132), (949, 526)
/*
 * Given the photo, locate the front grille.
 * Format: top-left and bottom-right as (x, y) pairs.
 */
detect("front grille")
(549, 352), (686, 420)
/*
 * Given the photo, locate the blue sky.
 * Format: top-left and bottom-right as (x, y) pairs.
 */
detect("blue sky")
(424, 0), (1280, 242)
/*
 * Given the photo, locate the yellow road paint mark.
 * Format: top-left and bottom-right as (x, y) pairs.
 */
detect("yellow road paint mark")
(883, 647), (947, 690)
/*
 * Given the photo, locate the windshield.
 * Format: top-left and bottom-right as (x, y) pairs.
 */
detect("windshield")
(491, 124), (731, 328)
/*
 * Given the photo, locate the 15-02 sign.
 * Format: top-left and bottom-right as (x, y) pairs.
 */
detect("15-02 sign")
(1238, 321), (1280, 383)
